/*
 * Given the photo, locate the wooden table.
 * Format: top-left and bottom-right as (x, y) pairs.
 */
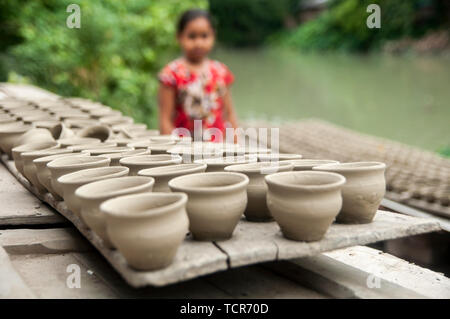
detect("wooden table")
(1, 161), (449, 298)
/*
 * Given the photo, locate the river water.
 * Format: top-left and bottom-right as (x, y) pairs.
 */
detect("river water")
(213, 48), (450, 153)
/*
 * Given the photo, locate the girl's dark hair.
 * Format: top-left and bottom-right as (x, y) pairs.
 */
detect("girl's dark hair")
(177, 9), (215, 34)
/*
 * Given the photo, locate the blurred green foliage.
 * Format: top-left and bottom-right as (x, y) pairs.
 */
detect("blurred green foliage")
(437, 146), (450, 158)
(209, 0), (298, 47)
(275, 0), (449, 52)
(0, 0), (207, 128)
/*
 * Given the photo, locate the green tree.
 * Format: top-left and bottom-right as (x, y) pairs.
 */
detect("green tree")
(0, 0), (207, 128)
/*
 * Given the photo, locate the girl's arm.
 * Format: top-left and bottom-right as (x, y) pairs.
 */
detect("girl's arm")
(158, 83), (176, 135)
(223, 88), (239, 143)
(223, 89), (238, 129)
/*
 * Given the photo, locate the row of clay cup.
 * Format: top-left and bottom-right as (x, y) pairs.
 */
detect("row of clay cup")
(105, 159), (385, 270)
(9, 135), (386, 271)
(0, 98), (163, 158)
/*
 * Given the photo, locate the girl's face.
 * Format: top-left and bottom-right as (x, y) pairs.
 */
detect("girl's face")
(177, 17), (215, 63)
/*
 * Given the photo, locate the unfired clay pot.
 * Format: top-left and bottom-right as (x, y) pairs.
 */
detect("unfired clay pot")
(22, 148), (74, 191)
(258, 153), (303, 162)
(34, 153), (89, 197)
(34, 121), (75, 140)
(265, 171), (346, 241)
(313, 162), (386, 224)
(21, 114), (53, 124)
(58, 166), (129, 218)
(77, 125), (112, 142)
(194, 155), (258, 172)
(0, 123), (32, 158)
(107, 138), (134, 147)
(89, 108), (121, 119)
(102, 149), (151, 166)
(14, 128), (55, 149)
(168, 172), (249, 241)
(99, 115), (133, 127)
(127, 141), (175, 154)
(64, 118), (99, 129)
(280, 159), (339, 171)
(150, 135), (189, 143)
(58, 137), (101, 148)
(138, 163), (207, 192)
(75, 176), (155, 248)
(67, 142), (118, 153)
(112, 123), (147, 135)
(168, 146), (224, 164)
(223, 145), (271, 156)
(121, 128), (159, 139)
(47, 156), (111, 199)
(101, 192), (189, 270)
(12, 141), (59, 176)
(224, 161), (294, 221)
(80, 146), (133, 156)
(119, 154), (182, 176)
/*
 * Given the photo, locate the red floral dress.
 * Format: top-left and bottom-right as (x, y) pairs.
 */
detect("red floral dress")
(158, 58), (234, 136)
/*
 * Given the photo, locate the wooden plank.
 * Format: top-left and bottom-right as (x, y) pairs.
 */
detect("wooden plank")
(0, 228), (92, 255)
(324, 246), (450, 298)
(0, 246), (36, 298)
(0, 162), (65, 226)
(273, 210), (441, 260)
(2, 228), (326, 298)
(381, 198), (450, 232)
(203, 265), (327, 299)
(1, 155), (442, 288)
(266, 246), (450, 299)
(386, 191), (450, 219)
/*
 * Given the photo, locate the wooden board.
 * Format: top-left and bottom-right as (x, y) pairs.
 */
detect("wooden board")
(0, 162), (65, 226)
(0, 228), (328, 299)
(265, 246), (450, 299)
(0, 155), (441, 288)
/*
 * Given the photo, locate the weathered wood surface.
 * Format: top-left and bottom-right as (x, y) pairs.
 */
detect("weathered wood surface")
(3, 228), (449, 298)
(266, 246), (450, 299)
(382, 198), (450, 232)
(0, 161), (65, 226)
(0, 228), (327, 299)
(1, 155), (442, 288)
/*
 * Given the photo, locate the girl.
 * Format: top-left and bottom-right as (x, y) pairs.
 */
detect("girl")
(158, 9), (238, 142)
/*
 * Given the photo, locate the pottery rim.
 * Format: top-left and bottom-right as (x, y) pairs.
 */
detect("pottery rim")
(280, 159), (340, 169)
(265, 170), (346, 191)
(57, 166), (130, 185)
(80, 146), (134, 156)
(22, 147), (73, 160)
(168, 172), (249, 194)
(312, 161), (386, 172)
(75, 176), (155, 200)
(102, 149), (151, 160)
(224, 161), (294, 174)
(58, 137), (101, 147)
(12, 140), (59, 154)
(33, 153), (87, 165)
(194, 154), (257, 165)
(47, 155), (110, 170)
(258, 153), (303, 161)
(119, 154), (182, 166)
(138, 163), (207, 177)
(101, 192), (187, 219)
(67, 142), (118, 152)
